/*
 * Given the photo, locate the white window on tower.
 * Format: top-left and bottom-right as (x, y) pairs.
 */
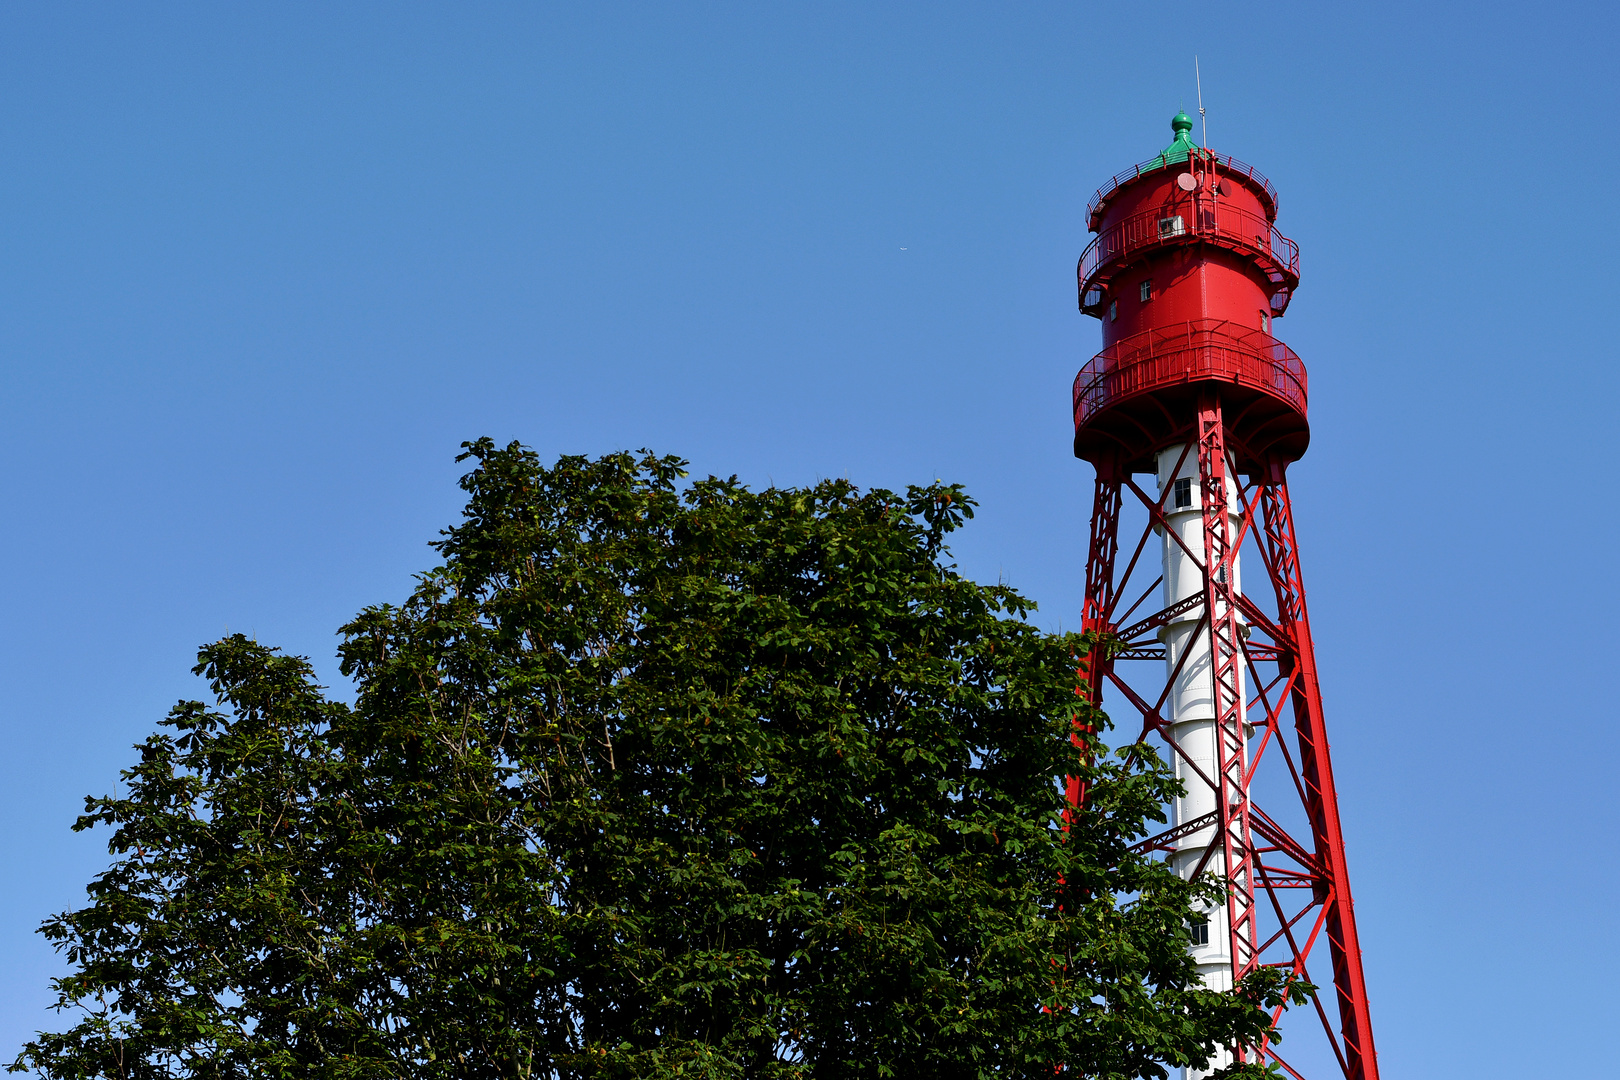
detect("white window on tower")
(1190, 917), (1210, 946)
(1173, 477), (1193, 509)
(1109, 300), (1118, 322)
(1140, 279), (1154, 303)
(1260, 310), (1271, 333)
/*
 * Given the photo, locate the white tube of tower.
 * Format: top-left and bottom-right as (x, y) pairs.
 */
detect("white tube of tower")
(1155, 444), (1252, 1080)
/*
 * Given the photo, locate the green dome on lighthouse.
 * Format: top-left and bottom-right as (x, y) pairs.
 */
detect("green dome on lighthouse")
(1160, 110), (1199, 164)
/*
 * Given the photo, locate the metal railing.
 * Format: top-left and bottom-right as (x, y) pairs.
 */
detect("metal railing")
(1072, 320), (1308, 427)
(1086, 149), (1279, 224)
(1077, 203), (1299, 294)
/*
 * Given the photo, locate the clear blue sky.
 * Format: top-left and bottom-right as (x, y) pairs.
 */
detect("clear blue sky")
(1, 4), (1612, 1075)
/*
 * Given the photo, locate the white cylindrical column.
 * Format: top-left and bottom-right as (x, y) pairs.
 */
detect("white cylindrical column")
(1155, 444), (1250, 1080)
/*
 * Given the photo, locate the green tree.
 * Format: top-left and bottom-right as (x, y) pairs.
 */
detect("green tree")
(14, 441), (1301, 1079)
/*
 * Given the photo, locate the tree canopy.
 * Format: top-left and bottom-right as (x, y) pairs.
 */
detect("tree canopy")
(14, 440), (1299, 1079)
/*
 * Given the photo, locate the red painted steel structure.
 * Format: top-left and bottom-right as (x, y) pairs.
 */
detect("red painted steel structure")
(1070, 117), (1379, 1080)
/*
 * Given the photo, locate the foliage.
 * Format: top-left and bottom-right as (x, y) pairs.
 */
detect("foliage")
(14, 440), (1302, 1079)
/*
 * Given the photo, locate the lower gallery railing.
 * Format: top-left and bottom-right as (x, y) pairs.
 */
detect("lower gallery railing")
(1072, 320), (1308, 428)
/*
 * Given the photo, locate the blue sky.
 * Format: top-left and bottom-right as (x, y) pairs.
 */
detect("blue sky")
(1, 4), (1613, 1075)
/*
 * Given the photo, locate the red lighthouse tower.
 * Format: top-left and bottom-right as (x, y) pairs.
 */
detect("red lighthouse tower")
(1071, 114), (1379, 1080)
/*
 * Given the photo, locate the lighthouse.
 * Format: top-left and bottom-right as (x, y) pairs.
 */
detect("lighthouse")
(1070, 115), (1379, 1080)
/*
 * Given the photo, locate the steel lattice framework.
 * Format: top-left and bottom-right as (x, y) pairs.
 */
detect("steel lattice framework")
(1077, 439), (1376, 1079)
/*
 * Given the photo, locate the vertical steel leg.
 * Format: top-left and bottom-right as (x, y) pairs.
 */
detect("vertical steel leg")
(1195, 395), (1259, 1061)
(1071, 464), (1122, 811)
(1259, 474), (1380, 1080)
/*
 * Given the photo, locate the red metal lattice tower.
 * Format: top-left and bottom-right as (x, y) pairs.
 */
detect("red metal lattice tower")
(1070, 114), (1378, 1080)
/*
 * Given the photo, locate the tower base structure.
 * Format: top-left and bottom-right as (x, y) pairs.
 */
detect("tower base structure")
(1076, 402), (1377, 1080)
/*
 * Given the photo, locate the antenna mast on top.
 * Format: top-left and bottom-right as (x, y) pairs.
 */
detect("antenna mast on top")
(1195, 56), (1207, 147)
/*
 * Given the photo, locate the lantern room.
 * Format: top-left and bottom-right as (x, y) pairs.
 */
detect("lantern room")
(1072, 114), (1310, 472)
